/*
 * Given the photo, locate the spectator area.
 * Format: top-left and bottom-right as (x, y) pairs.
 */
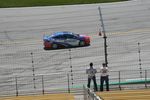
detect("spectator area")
(0, 93), (74, 100)
(96, 89), (150, 100)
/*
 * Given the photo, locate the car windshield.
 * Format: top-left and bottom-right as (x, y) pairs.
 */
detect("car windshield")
(72, 33), (79, 37)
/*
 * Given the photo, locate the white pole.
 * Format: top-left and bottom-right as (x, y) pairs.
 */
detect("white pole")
(31, 52), (36, 89)
(138, 42), (142, 78)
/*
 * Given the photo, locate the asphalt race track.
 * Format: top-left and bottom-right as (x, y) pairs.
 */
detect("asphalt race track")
(0, 0), (150, 95)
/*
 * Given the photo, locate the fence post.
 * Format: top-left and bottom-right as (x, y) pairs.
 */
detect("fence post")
(15, 77), (18, 96)
(118, 71), (121, 90)
(67, 73), (70, 93)
(145, 70), (147, 88)
(42, 75), (45, 95)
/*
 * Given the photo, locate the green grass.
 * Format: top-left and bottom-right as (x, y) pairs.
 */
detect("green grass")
(0, 0), (128, 8)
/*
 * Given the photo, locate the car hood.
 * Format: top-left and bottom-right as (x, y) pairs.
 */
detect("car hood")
(79, 34), (90, 39)
(43, 35), (52, 41)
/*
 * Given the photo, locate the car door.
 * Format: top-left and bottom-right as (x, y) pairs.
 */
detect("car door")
(64, 34), (80, 46)
(53, 35), (65, 43)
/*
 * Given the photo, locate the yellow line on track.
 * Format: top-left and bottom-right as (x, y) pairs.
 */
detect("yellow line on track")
(0, 93), (75, 100)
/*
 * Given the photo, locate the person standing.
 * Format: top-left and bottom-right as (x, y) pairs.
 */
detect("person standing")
(86, 62), (98, 91)
(100, 63), (109, 91)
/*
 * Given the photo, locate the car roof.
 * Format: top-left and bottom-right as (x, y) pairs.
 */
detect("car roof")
(52, 31), (74, 36)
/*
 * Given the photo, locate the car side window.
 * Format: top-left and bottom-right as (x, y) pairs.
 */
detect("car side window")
(62, 34), (67, 39)
(64, 34), (76, 39)
(55, 35), (67, 39)
(53, 35), (60, 39)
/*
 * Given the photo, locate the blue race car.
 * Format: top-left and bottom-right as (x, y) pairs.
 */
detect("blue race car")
(43, 31), (90, 50)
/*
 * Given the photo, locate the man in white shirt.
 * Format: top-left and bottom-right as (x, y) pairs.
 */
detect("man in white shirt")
(100, 63), (109, 91)
(86, 62), (98, 91)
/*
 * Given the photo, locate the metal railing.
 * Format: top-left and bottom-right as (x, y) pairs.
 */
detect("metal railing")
(83, 85), (102, 100)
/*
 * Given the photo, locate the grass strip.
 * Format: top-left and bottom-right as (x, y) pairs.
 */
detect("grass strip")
(0, 0), (128, 8)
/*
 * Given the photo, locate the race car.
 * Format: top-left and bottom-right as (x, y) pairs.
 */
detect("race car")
(43, 31), (90, 50)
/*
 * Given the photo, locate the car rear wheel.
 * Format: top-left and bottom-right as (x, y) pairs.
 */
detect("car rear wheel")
(52, 44), (58, 49)
(79, 41), (85, 46)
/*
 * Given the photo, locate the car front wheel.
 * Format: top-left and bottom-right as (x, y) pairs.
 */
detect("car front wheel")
(79, 41), (85, 46)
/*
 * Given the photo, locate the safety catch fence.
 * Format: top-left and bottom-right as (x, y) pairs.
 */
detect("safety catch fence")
(0, 69), (150, 96)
